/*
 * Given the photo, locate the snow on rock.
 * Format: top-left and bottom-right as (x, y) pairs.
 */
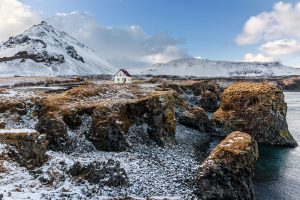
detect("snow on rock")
(132, 58), (300, 77)
(0, 21), (117, 77)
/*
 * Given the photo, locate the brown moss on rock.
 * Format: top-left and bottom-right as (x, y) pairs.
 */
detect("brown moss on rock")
(212, 82), (297, 147)
(195, 131), (258, 200)
(87, 91), (176, 151)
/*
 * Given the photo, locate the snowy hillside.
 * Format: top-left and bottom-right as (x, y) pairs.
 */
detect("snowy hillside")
(134, 58), (300, 77)
(0, 21), (117, 77)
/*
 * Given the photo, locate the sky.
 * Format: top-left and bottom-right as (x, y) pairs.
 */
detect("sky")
(1, 0), (300, 67)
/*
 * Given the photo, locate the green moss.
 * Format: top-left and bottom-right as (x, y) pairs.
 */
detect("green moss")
(279, 130), (290, 138)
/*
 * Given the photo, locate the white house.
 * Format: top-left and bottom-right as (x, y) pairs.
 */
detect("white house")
(114, 69), (132, 84)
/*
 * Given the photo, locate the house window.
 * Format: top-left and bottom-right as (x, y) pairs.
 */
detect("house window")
(117, 78), (119, 81)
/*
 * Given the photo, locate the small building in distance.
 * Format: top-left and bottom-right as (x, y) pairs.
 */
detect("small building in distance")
(114, 69), (132, 84)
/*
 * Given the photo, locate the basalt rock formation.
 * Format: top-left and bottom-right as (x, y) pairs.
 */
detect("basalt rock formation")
(69, 159), (129, 186)
(35, 113), (69, 151)
(195, 131), (258, 200)
(179, 107), (213, 133)
(159, 80), (222, 113)
(88, 91), (176, 151)
(212, 82), (297, 147)
(0, 129), (48, 169)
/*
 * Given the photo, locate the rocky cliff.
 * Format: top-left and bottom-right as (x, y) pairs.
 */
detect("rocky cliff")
(195, 131), (259, 200)
(212, 82), (297, 147)
(0, 129), (48, 169)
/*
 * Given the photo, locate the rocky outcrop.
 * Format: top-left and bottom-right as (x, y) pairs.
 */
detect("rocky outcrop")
(197, 90), (219, 112)
(68, 159), (129, 186)
(195, 131), (258, 200)
(212, 82), (297, 147)
(0, 129), (48, 169)
(35, 113), (69, 151)
(160, 80), (222, 112)
(88, 92), (176, 151)
(179, 107), (213, 133)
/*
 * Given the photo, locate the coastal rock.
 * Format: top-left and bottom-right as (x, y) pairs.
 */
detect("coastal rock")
(88, 92), (176, 151)
(68, 159), (129, 186)
(179, 107), (213, 133)
(197, 90), (219, 112)
(212, 82), (297, 147)
(160, 80), (222, 112)
(0, 129), (48, 169)
(195, 131), (258, 200)
(35, 113), (69, 151)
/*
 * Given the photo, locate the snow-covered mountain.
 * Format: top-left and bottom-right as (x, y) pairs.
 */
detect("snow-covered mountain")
(133, 58), (300, 77)
(0, 21), (117, 77)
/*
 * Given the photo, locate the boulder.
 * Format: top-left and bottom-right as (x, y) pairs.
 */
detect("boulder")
(0, 129), (48, 169)
(35, 113), (69, 151)
(68, 159), (129, 186)
(195, 131), (258, 200)
(212, 82), (297, 147)
(179, 107), (213, 133)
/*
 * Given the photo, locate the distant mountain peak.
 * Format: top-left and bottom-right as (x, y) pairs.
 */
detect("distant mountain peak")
(0, 21), (117, 77)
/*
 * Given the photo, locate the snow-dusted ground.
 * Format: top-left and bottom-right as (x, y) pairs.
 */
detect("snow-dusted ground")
(0, 85), (211, 199)
(130, 58), (300, 77)
(0, 124), (208, 199)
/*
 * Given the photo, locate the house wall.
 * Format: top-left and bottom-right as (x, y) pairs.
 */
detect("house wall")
(114, 76), (132, 83)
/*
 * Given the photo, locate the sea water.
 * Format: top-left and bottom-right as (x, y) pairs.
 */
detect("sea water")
(254, 92), (300, 200)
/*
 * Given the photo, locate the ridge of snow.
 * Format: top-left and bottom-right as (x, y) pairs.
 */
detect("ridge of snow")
(131, 58), (300, 77)
(0, 21), (117, 77)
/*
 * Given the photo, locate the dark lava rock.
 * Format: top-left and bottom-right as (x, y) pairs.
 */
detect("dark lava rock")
(62, 110), (82, 130)
(212, 82), (297, 147)
(197, 90), (219, 112)
(0, 129), (48, 169)
(87, 92), (176, 151)
(179, 107), (213, 133)
(69, 159), (129, 187)
(35, 113), (69, 151)
(195, 131), (258, 200)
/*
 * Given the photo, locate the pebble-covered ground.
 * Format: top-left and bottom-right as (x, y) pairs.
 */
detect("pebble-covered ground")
(0, 124), (210, 199)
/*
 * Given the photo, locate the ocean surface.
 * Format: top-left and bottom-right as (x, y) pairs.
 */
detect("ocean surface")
(254, 92), (300, 200)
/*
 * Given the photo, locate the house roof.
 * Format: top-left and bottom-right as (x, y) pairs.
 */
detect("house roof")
(115, 69), (132, 77)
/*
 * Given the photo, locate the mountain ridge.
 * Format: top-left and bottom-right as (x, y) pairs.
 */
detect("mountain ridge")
(0, 21), (117, 77)
(131, 58), (300, 77)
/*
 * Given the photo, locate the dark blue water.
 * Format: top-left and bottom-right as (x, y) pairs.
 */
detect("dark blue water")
(254, 92), (300, 200)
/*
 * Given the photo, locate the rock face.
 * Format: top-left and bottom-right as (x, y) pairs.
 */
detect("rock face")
(212, 82), (297, 147)
(160, 80), (222, 113)
(195, 131), (258, 200)
(0, 129), (48, 169)
(179, 107), (213, 133)
(35, 113), (69, 151)
(68, 159), (129, 186)
(88, 92), (176, 151)
(197, 90), (219, 112)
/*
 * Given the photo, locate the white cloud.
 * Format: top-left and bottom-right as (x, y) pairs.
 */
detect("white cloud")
(236, 1), (300, 45)
(260, 39), (300, 56)
(47, 11), (189, 66)
(244, 53), (276, 62)
(0, 0), (41, 42)
(238, 1), (300, 66)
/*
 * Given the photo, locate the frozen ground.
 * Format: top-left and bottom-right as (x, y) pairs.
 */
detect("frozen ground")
(0, 124), (209, 199)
